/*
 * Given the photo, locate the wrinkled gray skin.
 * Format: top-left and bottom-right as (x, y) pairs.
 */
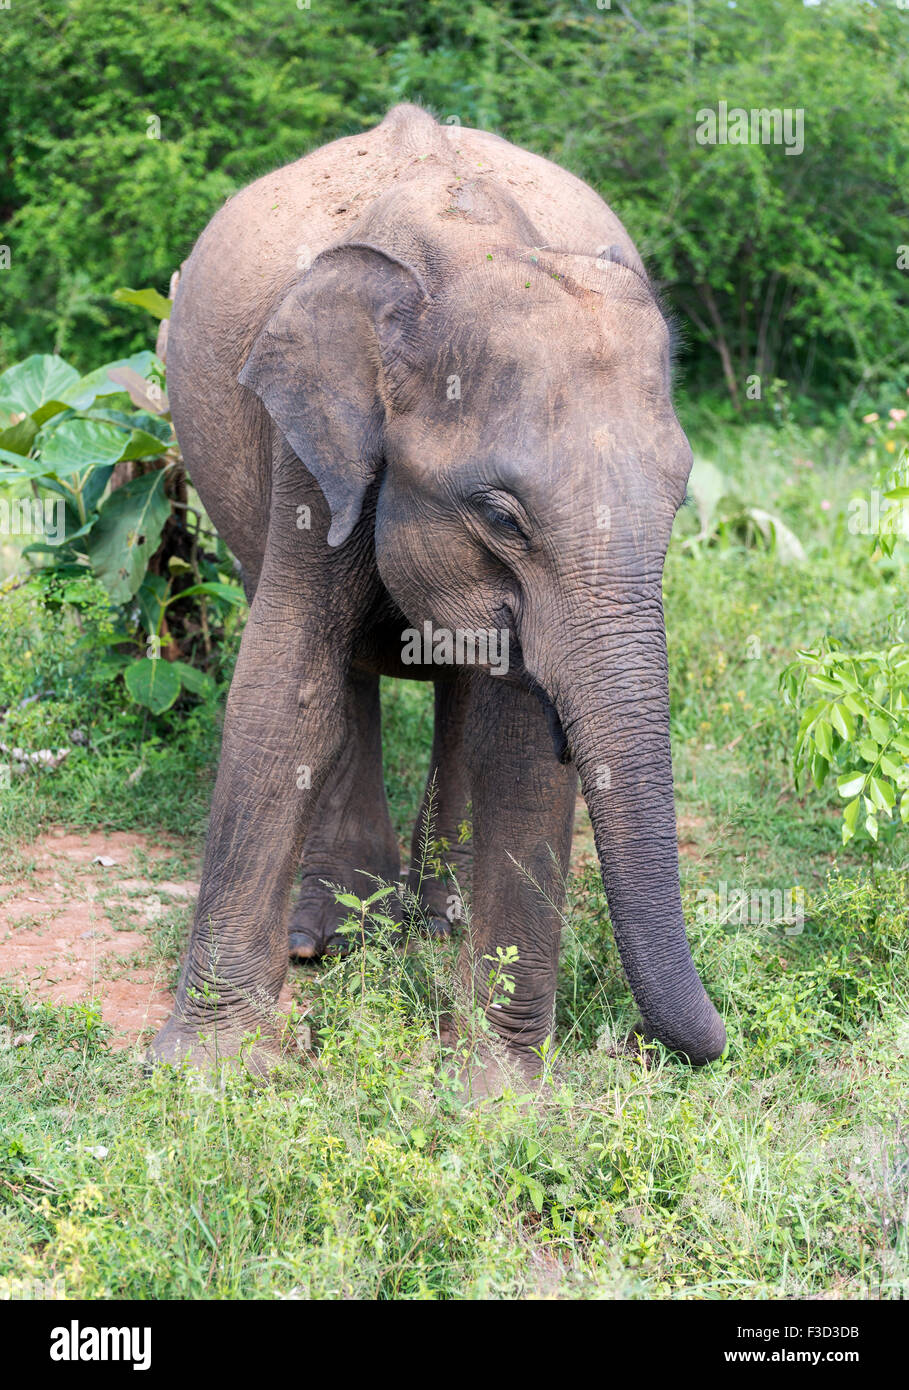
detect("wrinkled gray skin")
(150, 105), (726, 1089)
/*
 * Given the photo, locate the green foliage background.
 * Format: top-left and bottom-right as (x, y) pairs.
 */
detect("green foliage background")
(1, 0), (907, 410)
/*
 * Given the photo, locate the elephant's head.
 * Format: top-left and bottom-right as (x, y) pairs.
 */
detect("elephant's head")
(239, 237), (726, 1065)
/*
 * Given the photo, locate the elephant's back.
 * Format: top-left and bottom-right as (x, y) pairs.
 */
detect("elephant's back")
(171, 107), (447, 376)
(439, 124), (637, 262)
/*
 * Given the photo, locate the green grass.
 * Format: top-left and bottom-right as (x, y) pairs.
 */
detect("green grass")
(1, 870), (906, 1298)
(1, 417), (907, 1299)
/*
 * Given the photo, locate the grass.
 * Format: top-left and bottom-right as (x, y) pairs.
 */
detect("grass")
(0, 415), (907, 1299)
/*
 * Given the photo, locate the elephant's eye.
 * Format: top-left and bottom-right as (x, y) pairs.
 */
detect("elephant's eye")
(487, 507), (522, 533)
(475, 494), (529, 542)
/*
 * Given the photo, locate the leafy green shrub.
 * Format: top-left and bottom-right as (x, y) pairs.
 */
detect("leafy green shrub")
(852, 403), (909, 560)
(0, 985), (111, 1058)
(0, 1), (905, 410)
(0, 331), (244, 718)
(0, 561), (234, 839)
(782, 643), (909, 845)
(0, 570), (116, 750)
(781, 399), (909, 847)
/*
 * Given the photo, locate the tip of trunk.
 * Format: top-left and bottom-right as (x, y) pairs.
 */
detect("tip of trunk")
(645, 999), (726, 1065)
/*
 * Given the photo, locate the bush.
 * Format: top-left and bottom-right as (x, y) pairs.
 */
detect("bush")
(0, 333), (245, 717)
(1, 1), (906, 410)
(781, 400), (909, 847)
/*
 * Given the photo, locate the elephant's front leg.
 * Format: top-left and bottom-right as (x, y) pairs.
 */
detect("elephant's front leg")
(457, 676), (577, 1097)
(149, 471), (360, 1073)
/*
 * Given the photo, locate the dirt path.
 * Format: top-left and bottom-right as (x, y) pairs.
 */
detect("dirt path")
(0, 829), (198, 1049)
(1, 828), (301, 1051)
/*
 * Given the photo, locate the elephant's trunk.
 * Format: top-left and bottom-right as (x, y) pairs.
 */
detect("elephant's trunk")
(535, 579), (726, 1064)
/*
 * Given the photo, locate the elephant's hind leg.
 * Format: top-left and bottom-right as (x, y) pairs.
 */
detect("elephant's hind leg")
(406, 674), (473, 937)
(289, 670), (401, 959)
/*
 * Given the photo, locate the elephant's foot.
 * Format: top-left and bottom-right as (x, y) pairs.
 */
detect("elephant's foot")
(289, 863), (400, 961)
(405, 858), (471, 943)
(289, 861), (456, 961)
(457, 1045), (542, 1102)
(146, 1009), (306, 1080)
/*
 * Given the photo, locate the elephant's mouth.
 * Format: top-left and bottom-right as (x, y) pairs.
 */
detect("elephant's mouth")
(530, 681), (572, 765)
(491, 608), (572, 765)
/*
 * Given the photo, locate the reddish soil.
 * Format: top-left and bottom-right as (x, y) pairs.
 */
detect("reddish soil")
(1, 828), (294, 1051)
(0, 829), (193, 1049)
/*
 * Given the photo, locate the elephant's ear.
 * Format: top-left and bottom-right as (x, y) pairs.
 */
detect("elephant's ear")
(239, 243), (427, 547)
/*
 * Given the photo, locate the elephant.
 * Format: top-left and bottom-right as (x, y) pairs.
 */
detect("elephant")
(149, 103), (726, 1089)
